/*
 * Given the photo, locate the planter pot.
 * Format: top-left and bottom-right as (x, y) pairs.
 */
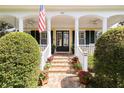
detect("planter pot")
(39, 78), (48, 86)
(79, 78), (89, 85)
(88, 68), (94, 73)
(52, 49), (54, 54)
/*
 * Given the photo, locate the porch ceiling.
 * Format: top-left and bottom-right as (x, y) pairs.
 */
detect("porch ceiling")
(108, 15), (124, 28)
(52, 15), (102, 29)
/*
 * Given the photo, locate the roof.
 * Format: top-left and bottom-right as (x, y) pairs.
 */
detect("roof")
(0, 5), (124, 12)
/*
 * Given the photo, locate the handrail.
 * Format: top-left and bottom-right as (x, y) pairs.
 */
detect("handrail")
(40, 44), (51, 70)
(41, 44), (47, 51)
(76, 46), (88, 71)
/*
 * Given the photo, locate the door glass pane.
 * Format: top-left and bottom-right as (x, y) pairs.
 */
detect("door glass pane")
(56, 32), (62, 46)
(63, 32), (69, 46)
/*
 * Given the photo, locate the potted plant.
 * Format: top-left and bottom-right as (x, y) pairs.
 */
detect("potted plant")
(38, 71), (49, 86)
(47, 56), (53, 62)
(73, 63), (82, 72)
(78, 71), (93, 85)
(44, 63), (52, 70)
(51, 44), (56, 54)
(70, 56), (79, 64)
(71, 44), (74, 54)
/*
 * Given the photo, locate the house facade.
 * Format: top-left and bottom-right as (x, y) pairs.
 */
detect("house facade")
(0, 5), (124, 70)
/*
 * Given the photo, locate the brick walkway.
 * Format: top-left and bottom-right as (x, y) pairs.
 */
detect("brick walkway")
(41, 53), (84, 88)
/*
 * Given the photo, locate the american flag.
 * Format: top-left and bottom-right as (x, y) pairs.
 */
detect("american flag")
(38, 5), (46, 32)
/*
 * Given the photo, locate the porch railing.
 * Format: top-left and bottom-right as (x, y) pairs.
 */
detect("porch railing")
(79, 44), (95, 54)
(76, 46), (88, 71)
(41, 44), (47, 51)
(40, 44), (51, 70)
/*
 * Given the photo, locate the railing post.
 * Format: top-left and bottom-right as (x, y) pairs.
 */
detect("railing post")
(83, 51), (88, 71)
(41, 52), (44, 70)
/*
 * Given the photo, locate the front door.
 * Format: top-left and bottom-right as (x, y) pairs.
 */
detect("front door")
(56, 31), (69, 52)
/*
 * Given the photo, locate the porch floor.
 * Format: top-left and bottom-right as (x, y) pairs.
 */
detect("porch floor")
(41, 53), (84, 88)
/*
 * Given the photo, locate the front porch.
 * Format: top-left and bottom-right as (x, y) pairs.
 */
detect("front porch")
(25, 15), (103, 70)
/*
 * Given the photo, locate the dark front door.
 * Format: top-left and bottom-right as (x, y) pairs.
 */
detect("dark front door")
(56, 31), (69, 52)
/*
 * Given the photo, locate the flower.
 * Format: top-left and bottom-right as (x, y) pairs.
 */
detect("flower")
(78, 71), (93, 85)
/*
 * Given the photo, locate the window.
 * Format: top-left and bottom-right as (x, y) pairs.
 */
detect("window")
(30, 30), (47, 45)
(79, 30), (97, 45)
(41, 32), (47, 45)
(85, 30), (96, 44)
(79, 31), (85, 45)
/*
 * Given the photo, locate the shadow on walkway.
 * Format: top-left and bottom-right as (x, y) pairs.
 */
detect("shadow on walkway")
(61, 76), (81, 88)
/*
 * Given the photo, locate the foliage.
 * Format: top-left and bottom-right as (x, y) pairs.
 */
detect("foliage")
(0, 32), (40, 88)
(78, 71), (93, 85)
(94, 26), (124, 88)
(88, 54), (94, 72)
(73, 63), (82, 70)
(44, 63), (52, 70)
(39, 71), (48, 81)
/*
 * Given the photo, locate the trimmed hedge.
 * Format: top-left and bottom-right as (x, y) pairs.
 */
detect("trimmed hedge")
(93, 26), (124, 88)
(0, 32), (40, 88)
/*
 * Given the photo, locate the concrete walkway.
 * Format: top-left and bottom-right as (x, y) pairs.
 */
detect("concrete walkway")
(41, 53), (84, 88)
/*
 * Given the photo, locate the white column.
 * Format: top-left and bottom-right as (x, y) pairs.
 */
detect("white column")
(47, 17), (51, 57)
(19, 17), (23, 32)
(102, 17), (108, 33)
(75, 17), (79, 56)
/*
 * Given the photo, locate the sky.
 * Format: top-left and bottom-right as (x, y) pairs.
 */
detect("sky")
(0, 0), (124, 5)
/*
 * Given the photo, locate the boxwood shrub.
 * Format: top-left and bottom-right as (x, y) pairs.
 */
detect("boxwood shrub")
(0, 32), (40, 88)
(93, 26), (124, 88)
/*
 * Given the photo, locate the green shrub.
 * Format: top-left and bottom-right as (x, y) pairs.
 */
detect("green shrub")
(88, 54), (94, 71)
(94, 26), (124, 88)
(0, 32), (40, 88)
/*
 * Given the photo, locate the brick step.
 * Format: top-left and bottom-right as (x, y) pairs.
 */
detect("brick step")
(51, 64), (71, 67)
(52, 59), (69, 62)
(48, 73), (77, 77)
(48, 71), (76, 74)
(49, 67), (75, 73)
(51, 60), (69, 63)
(51, 62), (69, 65)
(49, 66), (71, 70)
(53, 58), (69, 61)
(53, 56), (70, 59)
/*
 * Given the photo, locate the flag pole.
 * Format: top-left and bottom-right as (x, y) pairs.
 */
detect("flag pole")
(38, 5), (46, 70)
